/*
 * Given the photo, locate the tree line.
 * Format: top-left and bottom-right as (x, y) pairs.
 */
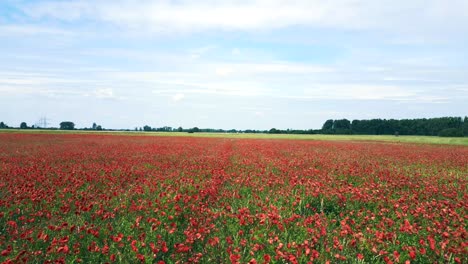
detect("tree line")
(1, 116), (467, 137)
(0, 121), (102, 131)
(320, 117), (468, 137)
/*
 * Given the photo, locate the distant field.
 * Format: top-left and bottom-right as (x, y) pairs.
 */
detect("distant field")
(1, 129), (468, 146)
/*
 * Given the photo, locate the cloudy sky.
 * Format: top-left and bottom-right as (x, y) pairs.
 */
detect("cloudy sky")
(1, 0), (467, 130)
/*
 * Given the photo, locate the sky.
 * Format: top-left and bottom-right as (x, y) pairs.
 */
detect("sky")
(1, 0), (467, 130)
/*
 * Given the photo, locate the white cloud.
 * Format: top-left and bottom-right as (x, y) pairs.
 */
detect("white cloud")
(254, 111), (264, 117)
(93, 88), (115, 99)
(239, 62), (334, 74)
(0, 25), (70, 36)
(209, 62), (334, 77)
(232, 48), (241, 56)
(0, 86), (34, 94)
(152, 82), (269, 97)
(172, 93), (185, 102)
(19, 0), (468, 36)
(2, 48), (464, 106)
(0, 86), (84, 97)
(300, 85), (415, 101)
(189, 45), (216, 60)
(215, 67), (234, 77)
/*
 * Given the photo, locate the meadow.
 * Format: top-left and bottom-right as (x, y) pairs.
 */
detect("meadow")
(0, 132), (467, 263)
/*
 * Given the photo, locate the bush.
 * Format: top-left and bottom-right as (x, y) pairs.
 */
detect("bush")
(438, 128), (464, 137)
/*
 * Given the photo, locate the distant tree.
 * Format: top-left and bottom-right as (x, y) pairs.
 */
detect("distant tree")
(96, 125), (103, 131)
(347, 117), (466, 136)
(333, 119), (351, 130)
(332, 119), (352, 134)
(0, 122), (7, 129)
(139, 127), (143, 131)
(143, 125), (152, 131)
(20, 122), (28, 129)
(60, 121), (75, 130)
(92, 123), (97, 130)
(177, 126), (183, 132)
(321, 119), (334, 133)
(438, 128), (464, 137)
(192, 127), (200, 133)
(464, 117), (468, 137)
(269, 128), (280, 134)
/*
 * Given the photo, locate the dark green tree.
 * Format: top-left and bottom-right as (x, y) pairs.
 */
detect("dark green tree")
(333, 119), (352, 134)
(0, 122), (7, 129)
(333, 119), (351, 130)
(347, 117), (465, 136)
(177, 126), (183, 132)
(60, 121), (75, 130)
(92, 123), (97, 130)
(269, 128), (280, 134)
(20, 122), (28, 129)
(439, 128), (464, 137)
(96, 125), (103, 131)
(322, 119), (334, 130)
(463, 117), (468, 136)
(143, 125), (152, 131)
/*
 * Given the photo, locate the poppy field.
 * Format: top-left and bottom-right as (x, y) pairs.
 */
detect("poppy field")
(0, 133), (467, 263)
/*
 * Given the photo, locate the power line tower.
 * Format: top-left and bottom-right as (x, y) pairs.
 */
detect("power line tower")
(35, 117), (51, 129)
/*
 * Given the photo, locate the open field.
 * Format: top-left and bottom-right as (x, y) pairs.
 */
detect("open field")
(1, 129), (468, 146)
(0, 133), (467, 263)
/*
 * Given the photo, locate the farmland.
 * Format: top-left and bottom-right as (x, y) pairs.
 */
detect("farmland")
(1, 129), (468, 146)
(0, 133), (467, 263)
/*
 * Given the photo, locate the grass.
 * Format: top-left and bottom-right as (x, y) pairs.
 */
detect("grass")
(1, 129), (468, 146)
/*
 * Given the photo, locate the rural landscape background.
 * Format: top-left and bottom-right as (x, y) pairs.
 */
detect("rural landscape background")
(1, 0), (467, 263)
